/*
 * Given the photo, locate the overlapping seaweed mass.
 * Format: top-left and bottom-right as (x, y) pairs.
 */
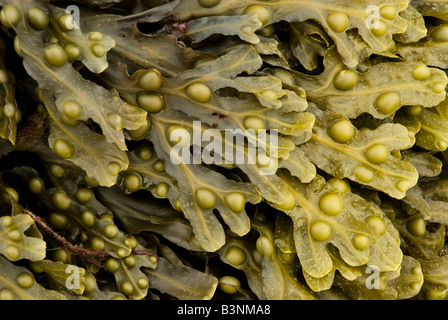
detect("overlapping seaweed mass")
(1, 0), (448, 300)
